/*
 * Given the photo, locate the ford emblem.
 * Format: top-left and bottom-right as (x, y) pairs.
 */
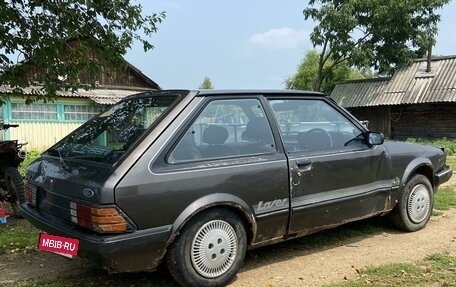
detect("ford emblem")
(82, 188), (95, 198)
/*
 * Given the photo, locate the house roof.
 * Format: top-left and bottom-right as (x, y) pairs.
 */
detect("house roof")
(0, 57), (160, 105)
(14, 37), (162, 91)
(330, 77), (391, 108)
(66, 87), (150, 105)
(0, 85), (152, 105)
(0, 40), (161, 103)
(331, 55), (456, 108)
(125, 61), (161, 90)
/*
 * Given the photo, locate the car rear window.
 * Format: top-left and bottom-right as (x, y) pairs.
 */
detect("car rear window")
(46, 93), (179, 165)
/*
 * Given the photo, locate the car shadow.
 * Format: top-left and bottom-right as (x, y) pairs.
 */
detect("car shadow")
(239, 215), (402, 273)
(78, 265), (178, 286)
(77, 216), (402, 286)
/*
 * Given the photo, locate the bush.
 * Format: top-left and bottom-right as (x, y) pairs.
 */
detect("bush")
(406, 138), (456, 156)
(19, 150), (41, 176)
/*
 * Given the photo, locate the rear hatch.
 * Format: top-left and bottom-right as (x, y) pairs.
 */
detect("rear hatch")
(24, 92), (182, 224)
(26, 156), (114, 222)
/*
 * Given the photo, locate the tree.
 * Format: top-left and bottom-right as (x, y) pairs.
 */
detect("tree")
(303, 0), (449, 91)
(286, 50), (370, 93)
(0, 0), (165, 103)
(199, 77), (214, 89)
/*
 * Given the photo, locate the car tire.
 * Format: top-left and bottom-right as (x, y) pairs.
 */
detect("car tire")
(4, 167), (25, 218)
(166, 209), (247, 287)
(390, 174), (434, 232)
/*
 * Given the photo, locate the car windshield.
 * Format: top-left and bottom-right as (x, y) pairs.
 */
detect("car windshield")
(46, 93), (179, 165)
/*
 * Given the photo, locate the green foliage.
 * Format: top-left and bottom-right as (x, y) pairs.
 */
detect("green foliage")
(434, 186), (456, 211)
(303, 0), (449, 91)
(0, 1), (166, 104)
(199, 76), (214, 89)
(285, 50), (370, 93)
(362, 262), (420, 277)
(0, 221), (39, 255)
(426, 253), (456, 270)
(406, 138), (456, 156)
(328, 253), (456, 287)
(19, 150), (41, 176)
(448, 157), (456, 171)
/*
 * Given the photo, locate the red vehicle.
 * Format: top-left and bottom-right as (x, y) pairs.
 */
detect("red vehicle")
(0, 123), (27, 217)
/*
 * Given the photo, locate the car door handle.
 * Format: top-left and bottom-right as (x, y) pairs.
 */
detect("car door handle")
(296, 159), (311, 166)
(296, 159), (312, 171)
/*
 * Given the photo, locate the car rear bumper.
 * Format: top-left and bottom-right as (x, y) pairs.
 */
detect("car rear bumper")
(20, 203), (172, 273)
(435, 166), (452, 187)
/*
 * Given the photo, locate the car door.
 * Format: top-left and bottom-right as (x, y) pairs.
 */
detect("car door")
(118, 96), (290, 244)
(267, 96), (393, 235)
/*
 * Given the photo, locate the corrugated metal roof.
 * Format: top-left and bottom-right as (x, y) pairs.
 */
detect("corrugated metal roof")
(331, 55), (456, 107)
(0, 85), (149, 104)
(0, 85), (46, 95)
(330, 77), (391, 108)
(72, 89), (142, 105)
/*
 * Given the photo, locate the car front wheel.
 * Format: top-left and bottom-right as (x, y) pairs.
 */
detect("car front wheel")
(166, 209), (247, 287)
(391, 174), (434, 232)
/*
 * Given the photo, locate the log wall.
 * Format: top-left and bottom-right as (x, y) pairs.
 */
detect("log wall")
(349, 103), (456, 140)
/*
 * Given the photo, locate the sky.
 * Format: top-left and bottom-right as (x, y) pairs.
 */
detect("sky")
(126, 0), (456, 90)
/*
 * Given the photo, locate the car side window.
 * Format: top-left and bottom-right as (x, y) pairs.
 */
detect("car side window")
(168, 98), (275, 163)
(268, 99), (365, 153)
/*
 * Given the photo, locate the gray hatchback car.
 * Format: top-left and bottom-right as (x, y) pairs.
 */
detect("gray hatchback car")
(21, 90), (452, 286)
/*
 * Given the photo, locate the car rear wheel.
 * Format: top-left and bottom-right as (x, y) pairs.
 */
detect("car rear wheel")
(166, 209), (247, 287)
(391, 174), (433, 232)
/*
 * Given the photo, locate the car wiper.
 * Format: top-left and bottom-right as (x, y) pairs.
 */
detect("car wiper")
(56, 147), (72, 173)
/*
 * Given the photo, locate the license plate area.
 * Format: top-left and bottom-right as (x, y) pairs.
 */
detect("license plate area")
(38, 233), (79, 258)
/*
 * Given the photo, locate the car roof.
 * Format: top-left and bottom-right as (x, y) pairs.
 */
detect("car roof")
(195, 89), (326, 96)
(158, 89), (327, 97)
(123, 89), (328, 103)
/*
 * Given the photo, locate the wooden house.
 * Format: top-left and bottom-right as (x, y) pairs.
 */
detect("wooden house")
(331, 56), (456, 140)
(1, 56), (160, 151)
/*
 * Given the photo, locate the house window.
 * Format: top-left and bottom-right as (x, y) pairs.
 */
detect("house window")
(11, 103), (57, 120)
(64, 105), (100, 121)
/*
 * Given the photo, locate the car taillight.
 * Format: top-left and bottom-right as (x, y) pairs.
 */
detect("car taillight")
(24, 184), (36, 206)
(69, 202), (131, 233)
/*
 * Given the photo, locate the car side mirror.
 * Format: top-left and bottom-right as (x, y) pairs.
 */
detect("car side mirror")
(366, 132), (384, 146)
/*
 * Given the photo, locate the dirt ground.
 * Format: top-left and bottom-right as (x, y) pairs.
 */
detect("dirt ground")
(1, 183), (455, 287)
